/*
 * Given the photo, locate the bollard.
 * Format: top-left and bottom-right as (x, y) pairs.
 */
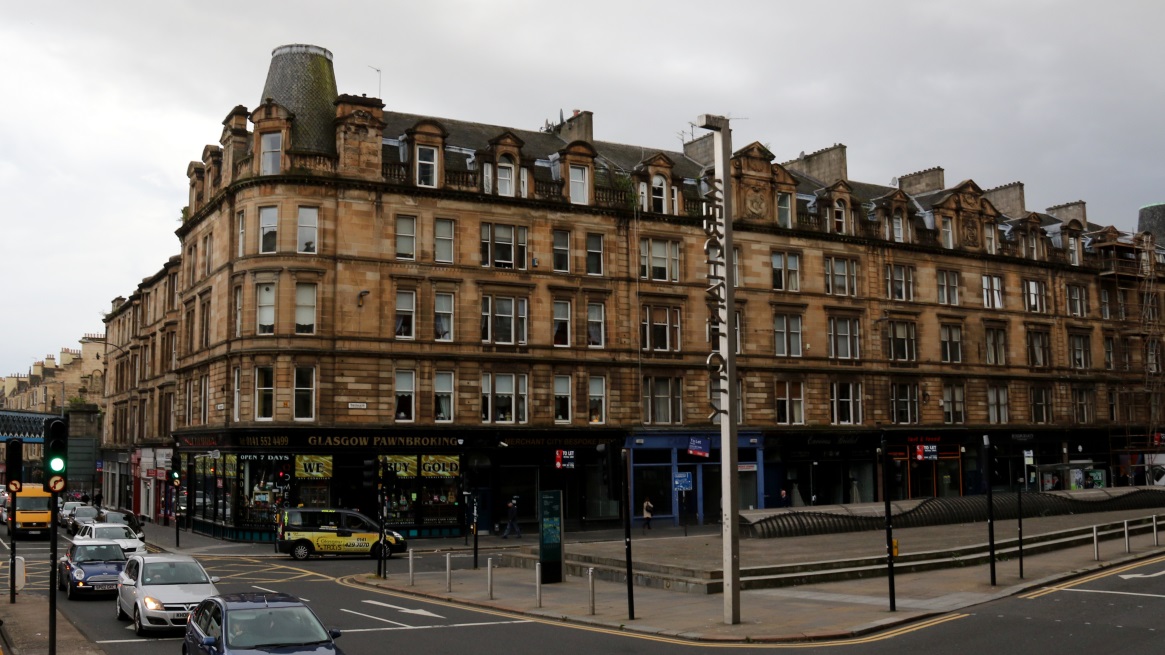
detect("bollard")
(1125, 520), (1131, 554)
(446, 552), (452, 593)
(409, 549), (415, 586)
(488, 557), (494, 600)
(588, 567), (596, 615)
(1093, 525), (1100, 561)
(536, 562), (542, 608)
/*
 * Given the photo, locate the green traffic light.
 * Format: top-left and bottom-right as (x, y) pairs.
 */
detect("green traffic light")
(48, 456), (66, 473)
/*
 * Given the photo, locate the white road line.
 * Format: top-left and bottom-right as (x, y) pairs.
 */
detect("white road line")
(343, 620), (531, 633)
(252, 585), (280, 593)
(362, 599), (444, 618)
(1064, 588), (1165, 600)
(339, 608), (413, 627)
(96, 638), (184, 643)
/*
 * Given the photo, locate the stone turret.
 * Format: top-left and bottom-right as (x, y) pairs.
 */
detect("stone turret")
(260, 44), (339, 156)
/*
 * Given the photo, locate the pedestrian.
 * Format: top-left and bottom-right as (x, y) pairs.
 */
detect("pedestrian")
(502, 500), (521, 539)
(779, 489), (791, 507)
(642, 496), (654, 533)
(94, 491), (103, 508)
(80, 492), (90, 504)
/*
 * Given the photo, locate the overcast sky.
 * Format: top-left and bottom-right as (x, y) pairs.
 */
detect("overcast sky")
(2, 0), (1163, 379)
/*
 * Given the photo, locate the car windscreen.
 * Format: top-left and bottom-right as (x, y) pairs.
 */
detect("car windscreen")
(142, 561), (210, 585)
(94, 526), (136, 540)
(73, 507), (99, 518)
(225, 606), (329, 649)
(15, 496), (52, 511)
(75, 545), (126, 562)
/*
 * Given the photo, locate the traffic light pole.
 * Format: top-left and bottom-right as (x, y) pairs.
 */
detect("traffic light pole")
(8, 489), (15, 604)
(49, 493), (59, 655)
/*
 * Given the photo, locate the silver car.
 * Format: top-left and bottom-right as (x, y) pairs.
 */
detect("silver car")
(115, 554), (220, 635)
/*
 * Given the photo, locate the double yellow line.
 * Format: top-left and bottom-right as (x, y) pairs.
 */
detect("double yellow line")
(1021, 553), (1165, 600)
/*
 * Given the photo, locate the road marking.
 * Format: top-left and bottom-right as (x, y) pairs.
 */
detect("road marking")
(96, 638), (184, 644)
(343, 620), (532, 633)
(252, 585), (279, 593)
(1119, 569), (1165, 580)
(363, 599), (444, 618)
(1062, 588), (1165, 600)
(339, 608), (413, 627)
(1022, 553), (1165, 599)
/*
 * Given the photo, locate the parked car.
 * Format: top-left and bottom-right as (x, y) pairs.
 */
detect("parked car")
(116, 553), (220, 636)
(185, 592), (345, 654)
(275, 507), (406, 560)
(56, 539), (127, 600)
(68, 505), (100, 536)
(73, 522), (147, 555)
(59, 501), (82, 527)
(97, 509), (145, 539)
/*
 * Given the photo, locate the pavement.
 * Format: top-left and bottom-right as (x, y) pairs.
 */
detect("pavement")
(3, 500), (1165, 653)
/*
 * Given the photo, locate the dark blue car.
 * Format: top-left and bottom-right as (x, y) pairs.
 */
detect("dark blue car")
(57, 540), (127, 600)
(184, 592), (344, 654)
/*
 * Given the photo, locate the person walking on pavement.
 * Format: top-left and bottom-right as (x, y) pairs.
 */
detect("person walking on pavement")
(642, 496), (654, 533)
(94, 491), (103, 508)
(502, 499), (521, 538)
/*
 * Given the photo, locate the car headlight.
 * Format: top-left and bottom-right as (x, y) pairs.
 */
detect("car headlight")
(391, 531), (404, 540)
(72, 568), (85, 581)
(143, 597), (164, 611)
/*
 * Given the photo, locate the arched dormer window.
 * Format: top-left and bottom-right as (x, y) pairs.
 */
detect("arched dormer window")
(1067, 233), (1081, 266)
(651, 175), (667, 213)
(497, 155), (515, 197)
(891, 211), (904, 243)
(940, 215), (954, 249)
(833, 200), (848, 234)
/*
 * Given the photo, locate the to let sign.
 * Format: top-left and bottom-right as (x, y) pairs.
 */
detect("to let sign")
(915, 445), (938, 461)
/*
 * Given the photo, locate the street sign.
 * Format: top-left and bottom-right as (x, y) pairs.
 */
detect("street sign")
(688, 436), (710, 457)
(47, 476), (65, 492)
(6, 480), (19, 493)
(673, 472), (693, 491)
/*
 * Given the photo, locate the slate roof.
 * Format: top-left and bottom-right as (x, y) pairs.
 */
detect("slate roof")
(260, 45), (338, 156)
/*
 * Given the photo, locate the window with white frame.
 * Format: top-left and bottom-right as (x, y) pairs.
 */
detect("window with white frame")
(256, 283), (275, 335)
(255, 366), (274, 420)
(588, 376), (605, 424)
(295, 283), (316, 335)
(297, 207), (318, 254)
(642, 376), (682, 425)
(434, 371), (454, 422)
(775, 380), (804, 425)
(395, 370), (415, 421)
(940, 216), (954, 248)
(1030, 385), (1052, 424)
(824, 256), (859, 297)
(984, 223), (997, 254)
(395, 290), (415, 339)
(481, 296), (528, 345)
(940, 324), (962, 363)
(828, 316), (860, 360)
(651, 175), (667, 213)
(1023, 279), (1048, 313)
(497, 156), (515, 197)
(1117, 289), (1129, 319)
(777, 193), (792, 228)
(233, 286), (242, 338)
(569, 165), (588, 205)
(982, 275), (1004, 309)
(671, 186), (680, 216)
(640, 238), (681, 282)
(985, 326), (1007, 365)
(435, 218), (455, 263)
(830, 381), (862, 425)
(552, 230), (570, 272)
(483, 162), (492, 194)
(937, 270), (960, 306)
(890, 382), (919, 424)
(1069, 333), (1091, 369)
(202, 234), (212, 277)
(519, 167), (528, 198)
(260, 132), (281, 175)
(885, 264), (915, 301)
(1067, 285), (1089, 317)
(481, 372), (527, 423)
(1104, 335), (1115, 370)
(259, 206), (278, 254)
(887, 320), (916, 362)
(553, 300), (571, 347)
(988, 385), (1009, 424)
(396, 216), (416, 260)
(586, 234), (603, 275)
(200, 374), (209, 425)
(232, 367), (240, 422)
(943, 384), (965, 424)
(1027, 329), (1052, 367)
(587, 302), (605, 347)
(481, 223), (527, 269)
(236, 210), (245, 257)
(832, 200), (848, 234)
(434, 292), (454, 341)
(554, 375), (572, 422)
(1100, 289), (1111, 319)
(1068, 236), (1081, 265)
(294, 366), (314, 421)
(891, 211), (905, 243)
(416, 145), (436, 188)
(771, 252), (801, 291)
(641, 305), (681, 352)
(1073, 388), (1093, 423)
(773, 314), (802, 357)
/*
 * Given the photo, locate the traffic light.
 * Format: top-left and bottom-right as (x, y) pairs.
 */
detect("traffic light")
(170, 453), (181, 488)
(43, 418), (68, 493)
(4, 438), (22, 491)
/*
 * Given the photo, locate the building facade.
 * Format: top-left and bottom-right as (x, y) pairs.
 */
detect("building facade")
(102, 44), (1164, 541)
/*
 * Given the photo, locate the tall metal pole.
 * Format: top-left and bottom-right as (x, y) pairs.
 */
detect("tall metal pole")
(985, 435), (996, 586)
(8, 489), (15, 604)
(1017, 481), (1024, 579)
(699, 113), (739, 625)
(49, 491), (59, 655)
(881, 436), (896, 611)
(620, 448), (634, 620)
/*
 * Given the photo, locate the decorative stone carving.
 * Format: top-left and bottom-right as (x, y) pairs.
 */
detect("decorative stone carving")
(745, 186), (767, 218)
(964, 218), (980, 247)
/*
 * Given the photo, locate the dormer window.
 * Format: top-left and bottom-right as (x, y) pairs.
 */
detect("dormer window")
(651, 175), (667, 213)
(833, 200), (848, 234)
(260, 133), (282, 175)
(985, 224), (997, 254)
(570, 165), (589, 205)
(498, 156), (515, 197)
(1068, 235), (1080, 265)
(777, 193), (792, 228)
(891, 212), (904, 243)
(940, 216), (954, 249)
(416, 145), (437, 188)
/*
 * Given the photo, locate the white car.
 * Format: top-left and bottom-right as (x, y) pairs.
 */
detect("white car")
(59, 501), (82, 527)
(74, 523), (147, 555)
(116, 553), (220, 635)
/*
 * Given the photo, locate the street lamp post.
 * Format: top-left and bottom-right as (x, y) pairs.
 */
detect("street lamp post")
(984, 435), (996, 586)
